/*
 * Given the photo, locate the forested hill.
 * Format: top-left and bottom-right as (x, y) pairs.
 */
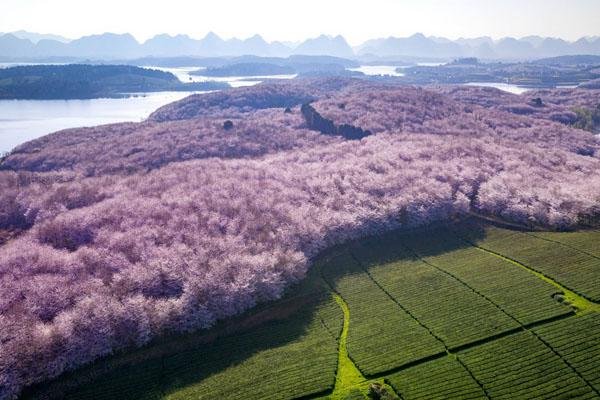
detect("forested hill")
(1, 78), (599, 399)
(197, 62), (296, 77)
(0, 64), (229, 99)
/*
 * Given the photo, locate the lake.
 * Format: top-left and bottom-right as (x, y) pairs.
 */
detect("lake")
(144, 66), (297, 88)
(348, 65), (406, 76)
(0, 63), (544, 154)
(0, 92), (200, 154)
(0, 64), (298, 154)
(464, 82), (531, 94)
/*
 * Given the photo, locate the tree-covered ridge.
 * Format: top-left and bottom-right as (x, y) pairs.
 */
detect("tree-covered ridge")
(192, 60), (365, 78)
(195, 62), (296, 77)
(435, 85), (600, 130)
(397, 59), (600, 87)
(0, 64), (229, 99)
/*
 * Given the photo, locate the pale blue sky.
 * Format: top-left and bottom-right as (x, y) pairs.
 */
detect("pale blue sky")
(1, 0), (599, 44)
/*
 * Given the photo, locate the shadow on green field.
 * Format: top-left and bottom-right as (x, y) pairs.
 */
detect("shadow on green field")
(21, 222), (488, 400)
(343, 219), (487, 268)
(22, 268), (336, 400)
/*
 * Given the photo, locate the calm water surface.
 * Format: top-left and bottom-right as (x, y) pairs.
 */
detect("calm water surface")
(0, 62), (552, 154)
(0, 63), (298, 153)
(348, 65), (406, 76)
(464, 82), (531, 94)
(0, 92), (198, 153)
(145, 66), (296, 88)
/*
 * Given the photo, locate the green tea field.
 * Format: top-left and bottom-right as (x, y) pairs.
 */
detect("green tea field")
(23, 219), (600, 400)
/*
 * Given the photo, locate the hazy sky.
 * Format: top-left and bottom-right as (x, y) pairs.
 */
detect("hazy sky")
(2, 0), (599, 44)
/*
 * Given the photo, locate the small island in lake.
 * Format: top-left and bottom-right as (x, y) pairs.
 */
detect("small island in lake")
(195, 62), (296, 77)
(0, 64), (230, 100)
(190, 56), (364, 78)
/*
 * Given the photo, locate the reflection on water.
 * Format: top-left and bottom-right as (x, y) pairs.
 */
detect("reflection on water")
(144, 66), (296, 88)
(347, 63), (448, 77)
(0, 92), (199, 153)
(465, 82), (530, 95)
(348, 65), (406, 76)
(416, 62), (447, 67)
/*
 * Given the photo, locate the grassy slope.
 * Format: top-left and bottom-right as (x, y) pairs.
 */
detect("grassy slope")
(23, 221), (600, 400)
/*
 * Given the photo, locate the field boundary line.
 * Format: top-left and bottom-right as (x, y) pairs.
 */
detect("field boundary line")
(382, 378), (406, 400)
(367, 309), (580, 388)
(348, 251), (492, 399)
(455, 357), (490, 399)
(318, 315), (339, 342)
(529, 331), (600, 397)
(293, 387), (334, 400)
(451, 227), (600, 311)
(388, 237), (579, 398)
(448, 312), (574, 353)
(525, 231), (600, 262)
(348, 252), (449, 349)
(451, 227), (600, 396)
(396, 237), (529, 320)
(318, 243), (594, 399)
(364, 352), (448, 380)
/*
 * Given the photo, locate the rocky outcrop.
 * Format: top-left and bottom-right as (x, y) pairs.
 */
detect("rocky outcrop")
(300, 103), (371, 140)
(530, 97), (544, 107)
(337, 123), (372, 140)
(301, 103), (336, 135)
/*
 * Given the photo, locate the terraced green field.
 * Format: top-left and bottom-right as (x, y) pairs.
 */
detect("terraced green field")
(458, 331), (596, 399)
(534, 313), (600, 393)
(455, 219), (600, 302)
(387, 356), (486, 399)
(321, 251), (445, 374)
(353, 234), (520, 348)
(23, 220), (600, 400)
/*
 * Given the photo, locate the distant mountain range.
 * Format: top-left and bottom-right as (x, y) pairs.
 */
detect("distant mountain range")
(4, 30), (71, 44)
(356, 33), (600, 60)
(1, 31), (600, 61)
